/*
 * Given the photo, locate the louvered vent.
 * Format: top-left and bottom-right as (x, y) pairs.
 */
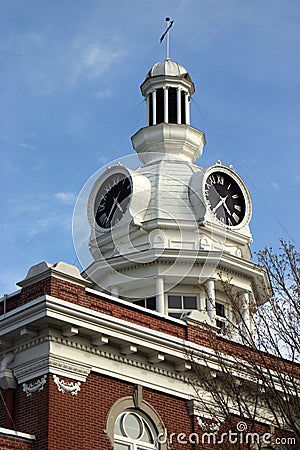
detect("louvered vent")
(149, 92), (153, 126)
(181, 91), (186, 124)
(156, 88), (164, 124)
(168, 87), (177, 124)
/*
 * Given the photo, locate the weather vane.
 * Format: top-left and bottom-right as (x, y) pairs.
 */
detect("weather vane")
(160, 17), (174, 60)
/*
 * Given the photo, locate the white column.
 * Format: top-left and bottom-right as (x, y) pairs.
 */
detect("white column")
(242, 291), (253, 338)
(164, 87), (168, 123)
(156, 277), (165, 314)
(206, 279), (216, 324)
(185, 92), (190, 125)
(152, 90), (157, 125)
(177, 88), (181, 124)
(146, 94), (150, 126)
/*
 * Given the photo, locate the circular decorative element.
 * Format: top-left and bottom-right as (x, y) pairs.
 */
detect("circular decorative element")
(203, 167), (251, 228)
(93, 171), (132, 229)
(121, 412), (144, 440)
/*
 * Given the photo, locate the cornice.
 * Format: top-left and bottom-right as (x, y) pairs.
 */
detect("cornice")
(1, 295), (286, 393)
(49, 335), (190, 384)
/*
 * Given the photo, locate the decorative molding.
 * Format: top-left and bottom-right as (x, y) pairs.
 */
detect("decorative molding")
(133, 384), (143, 408)
(23, 375), (47, 396)
(53, 374), (81, 395)
(13, 352), (91, 384)
(48, 355), (91, 381)
(48, 336), (191, 384)
(11, 333), (192, 386)
(14, 355), (49, 384)
(105, 396), (168, 450)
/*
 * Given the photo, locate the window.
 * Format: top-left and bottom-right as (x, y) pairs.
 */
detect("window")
(168, 87), (177, 123)
(215, 302), (225, 318)
(215, 301), (226, 333)
(181, 91), (186, 124)
(148, 93), (153, 126)
(168, 295), (198, 318)
(156, 88), (164, 124)
(114, 411), (157, 449)
(216, 319), (226, 332)
(133, 297), (156, 311)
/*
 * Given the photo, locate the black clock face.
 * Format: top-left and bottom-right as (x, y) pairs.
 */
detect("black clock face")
(204, 171), (246, 226)
(95, 173), (132, 229)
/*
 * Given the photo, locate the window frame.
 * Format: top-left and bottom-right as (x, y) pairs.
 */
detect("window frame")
(105, 396), (167, 450)
(114, 410), (157, 449)
(167, 294), (199, 318)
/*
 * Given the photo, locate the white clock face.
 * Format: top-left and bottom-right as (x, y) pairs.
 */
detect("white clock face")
(204, 171), (246, 227)
(94, 173), (132, 229)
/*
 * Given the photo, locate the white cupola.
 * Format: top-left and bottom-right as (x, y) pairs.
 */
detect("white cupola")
(141, 59), (194, 126)
(131, 59), (206, 164)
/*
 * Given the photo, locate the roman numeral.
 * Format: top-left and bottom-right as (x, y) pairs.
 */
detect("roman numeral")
(234, 205), (242, 212)
(232, 212), (239, 223)
(98, 213), (106, 223)
(227, 183), (231, 190)
(227, 217), (233, 226)
(232, 194), (239, 199)
(217, 175), (224, 185)
(97, 204), (105, 212)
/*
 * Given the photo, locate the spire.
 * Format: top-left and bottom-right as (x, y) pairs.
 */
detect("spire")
(159, 17), (174, 60)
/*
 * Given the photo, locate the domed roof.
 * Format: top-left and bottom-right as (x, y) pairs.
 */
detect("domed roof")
(145, 58), (192, 82)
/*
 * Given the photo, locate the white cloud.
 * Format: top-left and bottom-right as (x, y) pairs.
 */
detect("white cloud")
(54, 192), (76, 205)
(73, 43), (123, 81)
(20, 142), (34, 151)
(294, 176), (300, 184)
(271, 181), (280, 189)
(0, 27), (126, 94)
(95, 88), (112, 99)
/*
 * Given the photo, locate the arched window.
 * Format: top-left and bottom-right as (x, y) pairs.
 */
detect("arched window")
(114, 410), (157, 449)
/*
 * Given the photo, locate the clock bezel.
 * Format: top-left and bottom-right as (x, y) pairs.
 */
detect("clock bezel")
(202, 165), (252, 229)
(94, 172), (132, 230)
(88, 166), (133, 231)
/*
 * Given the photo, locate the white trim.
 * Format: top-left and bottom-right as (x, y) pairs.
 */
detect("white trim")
(0, 427), (35, 441)
(0, 294), (229, 361)
(85, 287), (186, 325)
(1, 293), (291, 396)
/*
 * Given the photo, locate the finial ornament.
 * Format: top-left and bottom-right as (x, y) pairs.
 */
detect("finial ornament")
(159, 17), (174, 60)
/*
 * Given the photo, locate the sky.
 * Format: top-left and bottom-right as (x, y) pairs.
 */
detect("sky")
(0, 0), (299, 295)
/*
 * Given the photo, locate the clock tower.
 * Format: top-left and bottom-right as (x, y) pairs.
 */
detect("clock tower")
(3, 33), (293, 450)
(85, 57), (270, 339)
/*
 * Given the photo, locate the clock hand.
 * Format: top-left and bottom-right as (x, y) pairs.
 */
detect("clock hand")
(212, 198), (224, 213)
(212, 195), (228, 213)
(222, 199), (231, 216)
(115, 201), (124, 213)
(106, 197), (119, 223)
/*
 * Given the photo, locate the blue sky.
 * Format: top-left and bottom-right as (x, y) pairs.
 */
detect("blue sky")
(0, 0), (299, 294)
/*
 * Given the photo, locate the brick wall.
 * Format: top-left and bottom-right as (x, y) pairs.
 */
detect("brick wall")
(13, 378), (49, 450)
(3, 276), (186, 339)
(0, 435), (33, 450)
(46, 372), (193, 450)
(3, 272), (299, 377)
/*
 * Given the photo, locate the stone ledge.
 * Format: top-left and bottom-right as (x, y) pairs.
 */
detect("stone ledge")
(0, 427), (35, 441)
